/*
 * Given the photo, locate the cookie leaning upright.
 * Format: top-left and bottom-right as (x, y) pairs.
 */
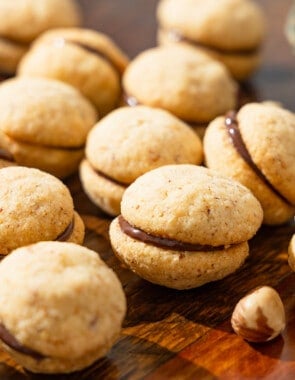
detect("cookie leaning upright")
(80, 106), (203, 216)
(0, 0), (81, 77)
(0, 77), (97, 178)
(110, 165), (263, 290)
(0, 166), (85, 255)
(157, 0), (266, 81)
(0, 242), (126, 373)
(18, 28), (129, 116)
(204, 102), (295, 225)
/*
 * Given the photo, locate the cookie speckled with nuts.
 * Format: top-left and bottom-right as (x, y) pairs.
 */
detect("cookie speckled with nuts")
(0, 77), (97, 178)
(0, 241), (126, 373)
(204, 102), (295, 225)
(0, 166), (85, 255)
(157, 0), (266, 80)
(80, 106), (203, 216)
(123, 45), (237, 129)
(110, 164), (263, 290)
(18, 28), (129, 116)
(0, 0), (81, 76)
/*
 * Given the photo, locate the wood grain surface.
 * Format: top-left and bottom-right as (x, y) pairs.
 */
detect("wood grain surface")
(0, 1), (294, 379)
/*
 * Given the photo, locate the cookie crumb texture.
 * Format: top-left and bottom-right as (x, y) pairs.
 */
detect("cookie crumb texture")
(0, 242), (126, 373)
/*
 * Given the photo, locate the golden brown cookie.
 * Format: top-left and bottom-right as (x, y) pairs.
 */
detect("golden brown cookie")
(123, 45), (237, 128)
(110, 164), (263, 289)
(0, 0), (81, 76)
(0, 241), (126, 373)
(0, 77), (97, 178)
(80, 106), (203, 215)
(18, 28), (129, 116)
(157, 0), (266, 80)
(204, 102), (295, 225)
(0, 166), (85, 255)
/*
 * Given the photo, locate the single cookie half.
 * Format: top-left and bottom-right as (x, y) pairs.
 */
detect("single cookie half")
(0, 0), (81, 76)
(0, 241), (126, 373)
(18, 28), (129, 116)
(157, 0), (266, 80)
(0, 77), (97, 178)
(0, 166), (85, 255)
(123, 45), (237, 125)
(80, 106), (203, 216)
(204, 102), (295, 225)
(110, 164), (263, 289)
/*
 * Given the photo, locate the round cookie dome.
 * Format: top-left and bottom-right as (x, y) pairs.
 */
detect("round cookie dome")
(0, 166), (85, 255)
(204, 102), (295, 225)
(123, 45), (237, 125)
(0, 0), (81, 76)
(80, 106), (203, 216)
(18, 28), (129, 116)
(0, 77), (97, 178)
(157, 0), (266, 80)
(0, 242), (126, 373)
(110, 164), (263, 289)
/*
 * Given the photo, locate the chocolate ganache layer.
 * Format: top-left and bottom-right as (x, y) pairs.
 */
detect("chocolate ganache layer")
(225, 111), (292, 206)
(55, 218), (75, 242)
(52, 37), (123, 76)
(0, 322), (45, 360)
(119, 216), (228, 251)
(164, 29), (259, 56)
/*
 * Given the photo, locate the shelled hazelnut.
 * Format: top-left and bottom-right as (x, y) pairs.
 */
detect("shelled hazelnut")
(231, 286), (286, 342)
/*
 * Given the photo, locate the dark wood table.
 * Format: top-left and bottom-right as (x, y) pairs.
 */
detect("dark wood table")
(1, 1), (295, 379)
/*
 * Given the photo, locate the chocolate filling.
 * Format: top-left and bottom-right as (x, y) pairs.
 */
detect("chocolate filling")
(0, 322), (45, 360)
(0, 148), (14, 162)
(55, 218), (75, 241)
(119, 215), (228, 251)
(91, 164), (128, 188)
(53, 38), (122, 76)
(225, 111), (292, 206)
(164, 29), (259, 56)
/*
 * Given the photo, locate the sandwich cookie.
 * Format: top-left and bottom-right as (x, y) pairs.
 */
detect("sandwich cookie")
(0, 77), (97, 178)
(0, 0), (81, 76)
(0, 166), (85, 255)
(157, 0), (266, 80)
(80, 106), (203, 216)
(123, 45), (237, 138)
(204, 102), (295, 225)
(110, 165), (263, 289)
(18, 28), (129, 116)
(0, 241), (126, 373)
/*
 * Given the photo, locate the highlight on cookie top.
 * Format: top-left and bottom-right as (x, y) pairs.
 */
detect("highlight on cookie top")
(203, 102), (295, 225)
(0, 77), (97, 178)
(18, 27), (129, 116)
(0, 166), (85, 256)
(110, 164), (263, 290)
(157, 0), (266, 81)
(80, 105), (203, 216)
(0, 0), (82, 77)
(122, 44), (238, 138)
(0, 241), (126, 374)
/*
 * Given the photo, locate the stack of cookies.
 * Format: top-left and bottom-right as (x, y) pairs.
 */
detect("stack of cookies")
(0, 0), (294, 375)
